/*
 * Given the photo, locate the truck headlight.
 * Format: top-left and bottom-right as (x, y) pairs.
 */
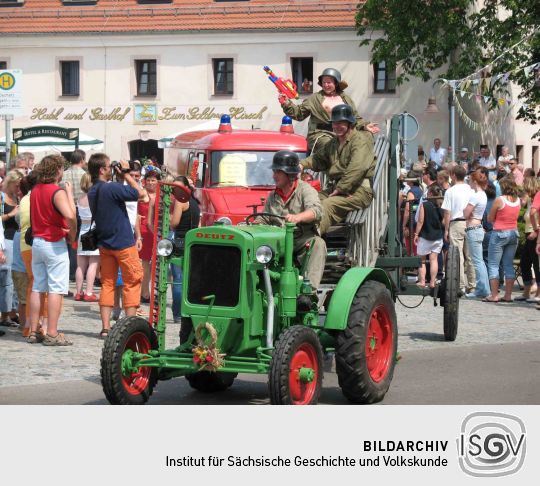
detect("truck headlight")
(157, 239), (173, 256)
(216, 216), (232, 225)
(256, 245), (273, 264)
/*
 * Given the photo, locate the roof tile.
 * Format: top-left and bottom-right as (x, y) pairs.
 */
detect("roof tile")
(0, 1), (360, 34)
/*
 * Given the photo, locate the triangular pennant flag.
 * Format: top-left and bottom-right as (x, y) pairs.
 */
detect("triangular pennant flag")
(522, 103), (529, 110)
(483, 77), (491, 92)
(502, 72), (510, 83)
(472, 79), (480, 85)
(463, 80), (471, 91)
(498, 98), (506, 106)
(484, 96), (490, 103)
(490, 76), (498, 89)
(524, 65), (533, 77)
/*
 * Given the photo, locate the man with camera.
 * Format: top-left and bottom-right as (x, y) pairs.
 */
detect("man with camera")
(87, 154), (146, 337)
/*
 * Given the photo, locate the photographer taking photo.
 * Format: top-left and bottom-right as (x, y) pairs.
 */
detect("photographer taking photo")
(87, 154), (146, 338)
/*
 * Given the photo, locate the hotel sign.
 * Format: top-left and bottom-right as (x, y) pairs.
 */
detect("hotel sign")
(29, 105), (269, 122)
(13, 126), (79, 141)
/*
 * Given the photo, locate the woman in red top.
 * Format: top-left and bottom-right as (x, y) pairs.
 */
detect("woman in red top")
(137, 169), (160, 302)
(484, 176), (520, 303)
(27, 155), (77, 345)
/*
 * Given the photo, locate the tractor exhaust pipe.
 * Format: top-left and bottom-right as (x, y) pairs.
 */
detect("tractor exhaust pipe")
(263, 267), (275, 348)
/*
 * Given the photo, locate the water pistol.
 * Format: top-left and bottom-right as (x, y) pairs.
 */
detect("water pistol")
(263, 66), (299, 100)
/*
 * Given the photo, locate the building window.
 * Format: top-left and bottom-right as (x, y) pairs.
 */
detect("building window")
(291, 57), (313, 95)
(213, 58), (233, 95)
(62, 1), (98, 5)
(0, 61), (7, 70)
(0, 1), (25, 7)
(515, 145), (524, 163)
(136, 59), (157, 97)
(60, 60), (80, 96)
(373, 61), (396, 94)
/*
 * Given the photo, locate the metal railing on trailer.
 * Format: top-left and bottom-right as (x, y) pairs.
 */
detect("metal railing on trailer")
(345, 128), (391, 268)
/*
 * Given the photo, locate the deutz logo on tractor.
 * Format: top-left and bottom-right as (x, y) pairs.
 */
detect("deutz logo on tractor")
(195, 232), (235, 240)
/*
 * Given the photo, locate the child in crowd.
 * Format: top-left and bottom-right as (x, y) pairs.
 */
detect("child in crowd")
(414, 184), (444, 288)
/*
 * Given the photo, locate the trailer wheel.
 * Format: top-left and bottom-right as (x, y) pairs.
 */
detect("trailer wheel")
(185, 371), (237, 393)
(269, 325), (323, 405)
(335, 280), (397, 404)
(443, 244), (460, 341)
(101, 316), (158, 405)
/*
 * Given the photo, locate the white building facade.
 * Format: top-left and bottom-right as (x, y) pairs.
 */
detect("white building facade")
(0, 0), (538, 169)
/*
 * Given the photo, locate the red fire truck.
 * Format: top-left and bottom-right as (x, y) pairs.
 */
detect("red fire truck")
(164, 116), (311, 225)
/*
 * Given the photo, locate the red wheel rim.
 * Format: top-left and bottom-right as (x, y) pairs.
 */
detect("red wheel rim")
(289, 343), (319, 405)
(122, 332), (152, 396)
(365, 304), (393, 383)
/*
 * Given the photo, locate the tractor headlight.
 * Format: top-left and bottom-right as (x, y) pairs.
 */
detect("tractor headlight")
(157, 238), (173, 257)
(216, 216), (232, 225)
(255, 245), (273, 264)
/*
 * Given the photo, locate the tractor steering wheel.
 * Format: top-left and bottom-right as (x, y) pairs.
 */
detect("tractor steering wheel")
(245, 212), (286, 225)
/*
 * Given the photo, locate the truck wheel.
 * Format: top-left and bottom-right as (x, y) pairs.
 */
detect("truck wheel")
(185, 371), (237, 392)
(268, 325), (323, 405)
(101, 316), (158, 405)
(443, 245), (460, 341)
(335, 280), (397, 404)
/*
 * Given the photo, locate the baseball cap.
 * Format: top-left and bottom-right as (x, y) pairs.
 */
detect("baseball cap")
(460, 147), (469, 152)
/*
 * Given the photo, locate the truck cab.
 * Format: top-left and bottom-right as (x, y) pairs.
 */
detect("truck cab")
(164, 116), (308, 226)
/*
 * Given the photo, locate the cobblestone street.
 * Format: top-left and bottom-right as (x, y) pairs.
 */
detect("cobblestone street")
(1, 286), (539, 392)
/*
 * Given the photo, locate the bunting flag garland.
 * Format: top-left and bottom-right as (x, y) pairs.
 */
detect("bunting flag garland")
(454, 95), (481, 132)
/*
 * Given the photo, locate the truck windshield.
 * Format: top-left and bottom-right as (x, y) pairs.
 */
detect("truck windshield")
(210, 151), (306, 187)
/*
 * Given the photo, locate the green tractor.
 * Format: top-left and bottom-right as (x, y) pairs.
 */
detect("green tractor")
(100, 181), (397, 405)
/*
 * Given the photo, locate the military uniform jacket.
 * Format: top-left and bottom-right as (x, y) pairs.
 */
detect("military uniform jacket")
(257, 180), (322, 246)
(302, 129), (375, 196)
(282, 91), (364, 148)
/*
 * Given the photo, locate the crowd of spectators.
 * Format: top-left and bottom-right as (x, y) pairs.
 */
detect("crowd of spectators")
(0, 150), (200, 343)
(400, 139), (540, 308)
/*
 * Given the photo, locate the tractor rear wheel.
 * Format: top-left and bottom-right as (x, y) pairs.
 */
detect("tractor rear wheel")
(268, 325), (323, 405)
(101, 316), (158, 405)
(185, 371), (237, 393)
(335, 280), (397, 404)
(443, 244), (460, 341)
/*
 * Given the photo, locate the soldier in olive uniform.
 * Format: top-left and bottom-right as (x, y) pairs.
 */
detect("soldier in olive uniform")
(255, 151), (326, 289)
(301, 104), (376, 235)
(279, 68), (377, 155)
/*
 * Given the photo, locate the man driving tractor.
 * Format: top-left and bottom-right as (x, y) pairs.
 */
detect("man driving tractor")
(255, 150), (326, 289)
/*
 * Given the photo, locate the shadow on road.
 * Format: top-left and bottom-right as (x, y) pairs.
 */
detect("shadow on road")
(405, 332), (446, 342)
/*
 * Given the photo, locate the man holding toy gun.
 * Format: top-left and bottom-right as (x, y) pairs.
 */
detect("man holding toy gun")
(277, 68), (379, 155)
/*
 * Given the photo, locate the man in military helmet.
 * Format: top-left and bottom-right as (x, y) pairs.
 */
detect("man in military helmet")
(301, 104), (376, 235)
(279, 67), (378, 155)
(255, 150), (326, 289)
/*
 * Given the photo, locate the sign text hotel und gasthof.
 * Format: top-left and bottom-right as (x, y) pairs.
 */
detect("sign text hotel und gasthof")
(28, 104), (268, 124)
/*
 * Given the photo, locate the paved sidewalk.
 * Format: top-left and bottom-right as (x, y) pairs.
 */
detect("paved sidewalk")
(0, 288), (539, 390)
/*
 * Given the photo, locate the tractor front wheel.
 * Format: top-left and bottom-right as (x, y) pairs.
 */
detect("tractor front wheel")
(269, 325), (323, 405)
(101, 316), (158, 405)
(185, 371), (237, 392)
(335, 280), (397, 404)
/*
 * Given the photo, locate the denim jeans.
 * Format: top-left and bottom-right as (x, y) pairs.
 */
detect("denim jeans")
(487, 229), (518, 280)
(171, 263), (182, 320)
(0, 238), (14, 312)
(466, 227), (490, 297)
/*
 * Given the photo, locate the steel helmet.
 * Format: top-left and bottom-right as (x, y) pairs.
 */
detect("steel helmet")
(331, 104), (356, 124)
(317, 68), (348, 91)
(271, 150), (301, 174)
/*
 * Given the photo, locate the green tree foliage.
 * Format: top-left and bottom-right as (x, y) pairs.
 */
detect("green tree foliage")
(357, 0), (540, 135)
